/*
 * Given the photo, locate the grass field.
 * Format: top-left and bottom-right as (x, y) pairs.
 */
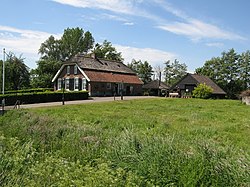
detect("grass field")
(0, 98), (250, 186)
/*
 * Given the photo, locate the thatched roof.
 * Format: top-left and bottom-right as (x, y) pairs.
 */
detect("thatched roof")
(70, 54), (135, 75)
(170, 73), (226, 95)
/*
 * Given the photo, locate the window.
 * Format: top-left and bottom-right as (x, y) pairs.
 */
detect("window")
(58, 78), (62, 90)
(65, 78), (70, 90)
(67, 66), (70, 75)
(74, 78), (79, 90)
(106, 83), (111, 90)
(82, 78), (87, 90)
(74, 65), (77, 74)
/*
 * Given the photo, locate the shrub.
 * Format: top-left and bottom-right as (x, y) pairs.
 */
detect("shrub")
(0, 91), (88, 106)
(4, 88), (54, 95)
(192, 83), (213, 99)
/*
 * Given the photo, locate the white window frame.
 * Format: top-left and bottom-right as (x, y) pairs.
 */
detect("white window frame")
(65, 78), (70, 90)
(74, 77), (79, 91)
(74, 65), (77, 74)
(82, 78), (87, 91)
(58, 78), (62, 90)
(67, 65), (70, 75)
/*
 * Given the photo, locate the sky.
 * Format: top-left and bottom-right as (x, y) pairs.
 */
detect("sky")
(0, 0), (250, 72)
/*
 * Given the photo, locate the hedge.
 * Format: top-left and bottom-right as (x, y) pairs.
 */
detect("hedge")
(4, 88), (54, 95)
(0, 91), (89, 106)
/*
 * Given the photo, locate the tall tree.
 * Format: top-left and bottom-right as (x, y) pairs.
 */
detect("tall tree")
(30, 59), (61, 88)
(238, 50), (250, 90)
(60, 27), (94, 61)
(195, 48), (248, 99)
(38, 35), (61, 61)
(39, 27), (95, 62)
(164, 59), (187, 86)
(128, 59), (153, 84)
(93, 40), (123, 61)
(4, 53), (30, 90)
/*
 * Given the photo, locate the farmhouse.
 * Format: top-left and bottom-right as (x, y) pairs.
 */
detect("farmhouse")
(170, 73), (226, 98)
(52, 54), (143, 96)
(142, 80), (169, 96)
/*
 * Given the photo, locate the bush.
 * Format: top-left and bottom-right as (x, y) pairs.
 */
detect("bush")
(193, 83), (213, 99)
(0, 91), (88, 106)
(4, 88), (54, 95)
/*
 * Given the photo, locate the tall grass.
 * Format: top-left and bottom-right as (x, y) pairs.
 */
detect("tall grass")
(0, 98), (249, 186)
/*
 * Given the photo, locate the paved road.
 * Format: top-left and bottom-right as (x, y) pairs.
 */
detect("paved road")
(4, 96), (157, 110)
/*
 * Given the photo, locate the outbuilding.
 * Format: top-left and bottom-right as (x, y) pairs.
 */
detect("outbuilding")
(170, 73), (226, 98)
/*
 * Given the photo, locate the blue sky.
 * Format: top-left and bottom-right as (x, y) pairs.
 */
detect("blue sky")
(0, 0), (250, 72)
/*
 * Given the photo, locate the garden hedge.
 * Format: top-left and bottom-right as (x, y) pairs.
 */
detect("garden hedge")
(0, 91), (88, 106)
(4, 88), (54, 95)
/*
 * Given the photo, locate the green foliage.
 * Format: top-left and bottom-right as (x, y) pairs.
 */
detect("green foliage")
(4, 52), (30, 90)
(93, 40), (123, 61)
(164, 59), (187, 86)
(127, 59), (153, 84)
(39, 28), (94, 61)
(0, 136), (142, 186)
(60, 28), (94, 61)
(196, 49), (250, 99)
(192, 83), (213, 99)
(0, 91), (88, 106)
(0, 99), (249, 186)
(238, 51), (250, 90)
(4, 88), (54, 94)
(30, 59), (61, 88)
(38, 35), (61, 61)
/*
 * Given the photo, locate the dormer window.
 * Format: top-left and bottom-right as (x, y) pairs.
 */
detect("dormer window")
(67, 65), (70, 75)
(74, 65), (77, 74)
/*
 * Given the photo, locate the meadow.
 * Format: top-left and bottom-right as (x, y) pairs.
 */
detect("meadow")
(0, 98), (249, 186)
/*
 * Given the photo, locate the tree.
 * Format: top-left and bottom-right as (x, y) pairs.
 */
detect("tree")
(195, 48), (247, 99)
(127, 59), (153, 84)
(238, 50), (250, 90)
(192, 83), (213, 99)
(60, 27), (94, 61)
(4, 52), (30, 90)
(93, 40), (123, 61)
(164, 59), (187, 86)
(38, 35), (61, 61)
(154, 65), (164, 81)
(39, 27), (95, 61)
(30, 59), (61, 88)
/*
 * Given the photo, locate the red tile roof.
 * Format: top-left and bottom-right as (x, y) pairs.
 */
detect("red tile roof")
(84, 70), (143, 84)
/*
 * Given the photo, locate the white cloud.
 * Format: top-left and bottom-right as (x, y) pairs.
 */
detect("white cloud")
(52, 0), (140, 15)
(115, 44), (177, 66)
(205, 42), (224, 48)
(52, 0), (163, 23)
(154, 0), (246, 41)
(123, 22), (134, 26)
(158, 19), (245, 41)
(53, 0), (246, 42)
(0, 25), (61, 68)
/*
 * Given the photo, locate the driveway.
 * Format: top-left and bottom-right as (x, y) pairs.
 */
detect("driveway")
(4, 96), (157, 110)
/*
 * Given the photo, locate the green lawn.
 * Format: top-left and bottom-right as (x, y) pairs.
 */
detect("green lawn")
(0, 98), (249, 186)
